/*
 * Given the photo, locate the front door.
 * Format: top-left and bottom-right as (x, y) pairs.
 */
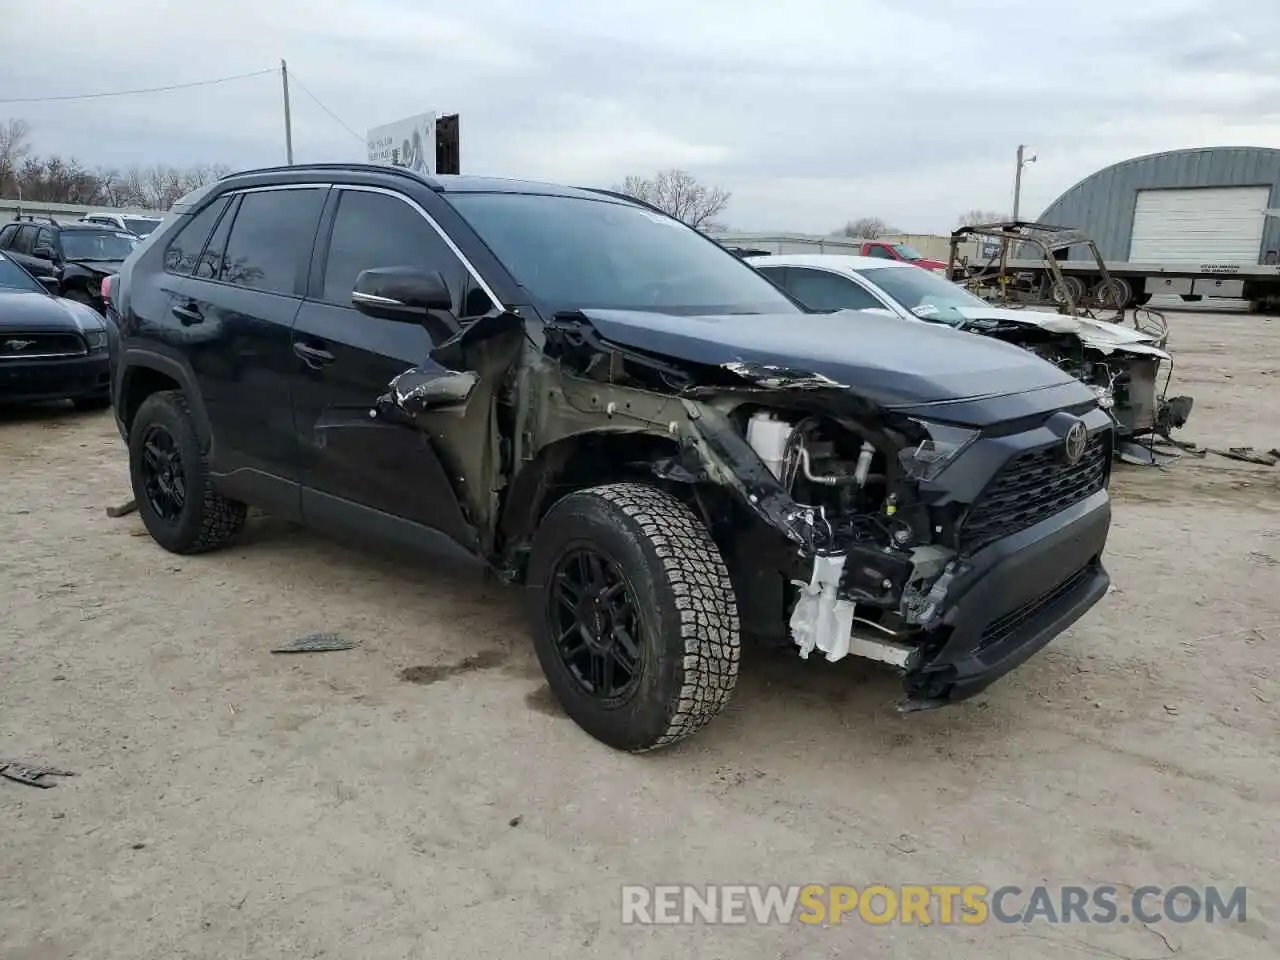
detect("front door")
(290, 185), (493, 546)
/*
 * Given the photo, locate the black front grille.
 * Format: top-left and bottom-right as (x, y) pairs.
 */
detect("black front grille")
(960, 433), (1109, 554)
(0, 359), (105, 398)
(977, 563), (1095, 652)
(0, 332), (85, 358)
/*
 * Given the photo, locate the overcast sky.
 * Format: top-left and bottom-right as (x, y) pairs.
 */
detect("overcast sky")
(3, 0), (1278, 232)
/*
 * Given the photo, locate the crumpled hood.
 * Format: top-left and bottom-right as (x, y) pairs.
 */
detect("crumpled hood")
(576, 307), (1085, 408)
(951, 305), (1171, 360)
(0, 289), (106, 333)
(68, 259), (125, 277)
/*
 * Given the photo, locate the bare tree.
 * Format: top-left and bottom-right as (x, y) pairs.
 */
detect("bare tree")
(104, 163), (232, 209)
(837, 217), (896, 239)
(614, 169), (730, 229)
(0, 118), (33, 196)
(2, 117), (230, 209)
(956, 209), (1009, 227)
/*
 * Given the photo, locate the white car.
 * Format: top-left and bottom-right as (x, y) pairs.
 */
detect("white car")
(747, 254), (1192, 456)
(80, 212), (163, 237)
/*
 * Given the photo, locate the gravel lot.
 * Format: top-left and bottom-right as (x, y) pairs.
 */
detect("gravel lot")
(2, 309), (1277, 959)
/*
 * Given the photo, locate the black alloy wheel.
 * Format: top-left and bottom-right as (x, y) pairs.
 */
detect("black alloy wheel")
(548, 547), (643, 700)
(139, 423), (186, 523)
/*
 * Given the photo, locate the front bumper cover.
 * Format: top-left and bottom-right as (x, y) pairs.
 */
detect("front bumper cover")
(902, 488), (1112, 705)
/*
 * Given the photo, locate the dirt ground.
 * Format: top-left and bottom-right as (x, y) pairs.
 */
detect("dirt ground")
(2, 309), (1277, 959)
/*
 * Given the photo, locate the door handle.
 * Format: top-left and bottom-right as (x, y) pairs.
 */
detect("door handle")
(294, 342), (335, 368)
(171, 302), (203, 325)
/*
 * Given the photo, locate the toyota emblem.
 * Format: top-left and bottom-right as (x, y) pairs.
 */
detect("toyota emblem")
(1063, 421), (1088, 464)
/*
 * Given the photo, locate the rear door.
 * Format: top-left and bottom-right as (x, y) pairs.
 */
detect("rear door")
(291, 184), (490, 542)
(177, 185), (328, 507)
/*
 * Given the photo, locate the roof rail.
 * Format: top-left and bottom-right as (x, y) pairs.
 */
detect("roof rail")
(578, 186), (671, 218)
(11, 214), (60, 225)
(218, 162), (444, 191)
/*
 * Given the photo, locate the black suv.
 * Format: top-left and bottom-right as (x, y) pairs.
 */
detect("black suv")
(107, 163), (1115, 752)
(0, 216), (139, 314)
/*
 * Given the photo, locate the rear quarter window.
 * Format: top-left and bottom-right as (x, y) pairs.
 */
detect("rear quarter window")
(164, 196), (231, 275)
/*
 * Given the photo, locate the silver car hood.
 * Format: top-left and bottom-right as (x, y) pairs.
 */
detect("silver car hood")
(950, 306), (1171, 361)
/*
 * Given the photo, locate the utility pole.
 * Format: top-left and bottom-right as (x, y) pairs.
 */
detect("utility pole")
(998, 144), (1037, 298)
(1012, 144), (1036, 222)
(280, 59), (294, 165)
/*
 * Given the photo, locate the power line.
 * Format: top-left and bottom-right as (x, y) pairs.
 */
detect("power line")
(288, 72), (366, 144)
(0, 68), (277, 105)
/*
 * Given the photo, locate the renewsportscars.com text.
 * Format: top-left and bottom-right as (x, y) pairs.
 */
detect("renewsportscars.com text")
(620, 884), (1247, 926)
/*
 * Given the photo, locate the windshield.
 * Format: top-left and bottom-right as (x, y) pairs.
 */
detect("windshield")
(891, 243), (924, 261)
(123, 217), (160, 236)
(61, 229), (137, 261)
(0, 254), (45, 293)
(447, 192), (800, 315)
(855, 264), (989, 325)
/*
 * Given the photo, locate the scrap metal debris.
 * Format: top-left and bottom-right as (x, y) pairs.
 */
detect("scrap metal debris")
(270, 633), (358, 654)
(0, 758), (76, 788)
(105, 499), (138, 518)
(1206, 446), (1280, 467)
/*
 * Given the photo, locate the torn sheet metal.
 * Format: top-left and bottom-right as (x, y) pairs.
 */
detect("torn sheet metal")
(383, 367), (479, 417)
(722, 362), (848, 391)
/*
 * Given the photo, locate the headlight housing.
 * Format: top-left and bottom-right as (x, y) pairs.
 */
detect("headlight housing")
(897, 418), (980, 481)
(83, 329), (108, 351)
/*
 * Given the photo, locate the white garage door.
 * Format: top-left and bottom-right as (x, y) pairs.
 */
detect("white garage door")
(1128, 186), (1269, 263)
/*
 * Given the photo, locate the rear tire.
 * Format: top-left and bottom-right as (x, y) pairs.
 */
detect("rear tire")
(129, 390), (246, 554)
(526, 482), (741, 752)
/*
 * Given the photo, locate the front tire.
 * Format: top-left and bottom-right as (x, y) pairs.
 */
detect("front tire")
(526, 483), (741, 752)
(128, 390), (247, 554)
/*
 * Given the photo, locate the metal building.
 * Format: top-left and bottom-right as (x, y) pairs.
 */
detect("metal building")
(1036, 146), (1280, 265)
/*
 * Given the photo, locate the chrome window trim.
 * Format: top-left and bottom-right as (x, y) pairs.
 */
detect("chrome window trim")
(331, 183), (504, 311)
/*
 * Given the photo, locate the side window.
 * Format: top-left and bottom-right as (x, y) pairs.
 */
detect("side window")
(34, 228), (56, 256)
(195, 196), (237, 280)
(866, 244), (895, 260)
(754, 265), (787, 287)
(0, 224), (17, 248)
(319, 189), (470, 313)
(11, 226), (36, 254)
(14, 226), (37, 254)
(218, 188), (326, 295)
(787, 268), (883, 312)
(164, 197), (229, 275)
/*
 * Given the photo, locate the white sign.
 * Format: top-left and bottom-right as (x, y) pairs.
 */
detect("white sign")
(366, 112), (437, 175)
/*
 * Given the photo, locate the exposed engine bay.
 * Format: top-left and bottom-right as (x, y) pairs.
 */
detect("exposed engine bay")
(737, 409), (958, 666)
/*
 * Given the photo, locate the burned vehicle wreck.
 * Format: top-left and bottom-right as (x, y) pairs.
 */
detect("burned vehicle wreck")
(110, 167), (1115, 753)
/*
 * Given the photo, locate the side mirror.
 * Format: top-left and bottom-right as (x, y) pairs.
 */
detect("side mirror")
(351, 267), (453, 322)
(33, 245), (57, 261)
(36, 275), (60, 293)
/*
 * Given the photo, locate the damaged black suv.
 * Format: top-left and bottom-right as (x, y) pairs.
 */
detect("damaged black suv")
(106, 164), (1115, 752)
